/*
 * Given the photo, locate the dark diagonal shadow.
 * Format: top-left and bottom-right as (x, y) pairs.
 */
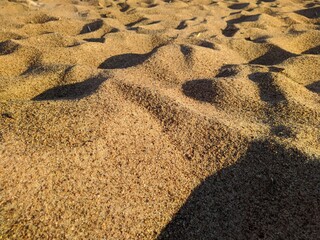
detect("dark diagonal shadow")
(227, 14), (260, 25)
(176, 20), (188, 30)
(84, 38), (105, 43)
(98, 47), (160, 69)
(303, 45), (320, 55)
(0, 40), (19, 55)
(257, 0), (276, 3)
(32, 75), (107, 101)
(158, 140), (320, 239)
(80, 20), (104, 34)
(228, 3), (249, 10)
(126, 18), (148, 28)
(98, 53), (149, 69)
(248, 72), (286, 103)
(249, 46), (296, 65)
(222, 24), (239, 37)
(306, 81), (320, 93)
(295, 7), (320, 19)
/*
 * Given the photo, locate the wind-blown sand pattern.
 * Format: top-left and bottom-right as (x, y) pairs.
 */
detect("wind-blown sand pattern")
(0, 0), (319, 239)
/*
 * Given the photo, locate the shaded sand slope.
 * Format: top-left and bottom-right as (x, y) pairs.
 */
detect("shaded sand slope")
(0, 0), (319, 239)
(159, 140), (320, 239)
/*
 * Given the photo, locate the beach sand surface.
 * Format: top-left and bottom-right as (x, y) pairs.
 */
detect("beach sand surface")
(0, 0), (319, 239)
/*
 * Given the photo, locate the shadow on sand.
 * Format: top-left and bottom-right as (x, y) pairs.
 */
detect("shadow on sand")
(158, 140), (320, 239)
(98, 47), (160, 70)
(32, 75), (106, 101)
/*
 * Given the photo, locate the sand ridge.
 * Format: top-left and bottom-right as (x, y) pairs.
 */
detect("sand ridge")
(0, 0), (319, 239)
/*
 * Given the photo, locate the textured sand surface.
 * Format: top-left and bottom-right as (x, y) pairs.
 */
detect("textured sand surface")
(0, 0), (319, 239)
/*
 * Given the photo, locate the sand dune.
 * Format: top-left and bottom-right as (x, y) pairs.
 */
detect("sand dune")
(0, 0), (319, 239)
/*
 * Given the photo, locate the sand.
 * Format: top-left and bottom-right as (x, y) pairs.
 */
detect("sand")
(0, 0), (319, 239)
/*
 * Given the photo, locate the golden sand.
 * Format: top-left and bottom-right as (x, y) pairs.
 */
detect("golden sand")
(0, 0), (319, 239)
